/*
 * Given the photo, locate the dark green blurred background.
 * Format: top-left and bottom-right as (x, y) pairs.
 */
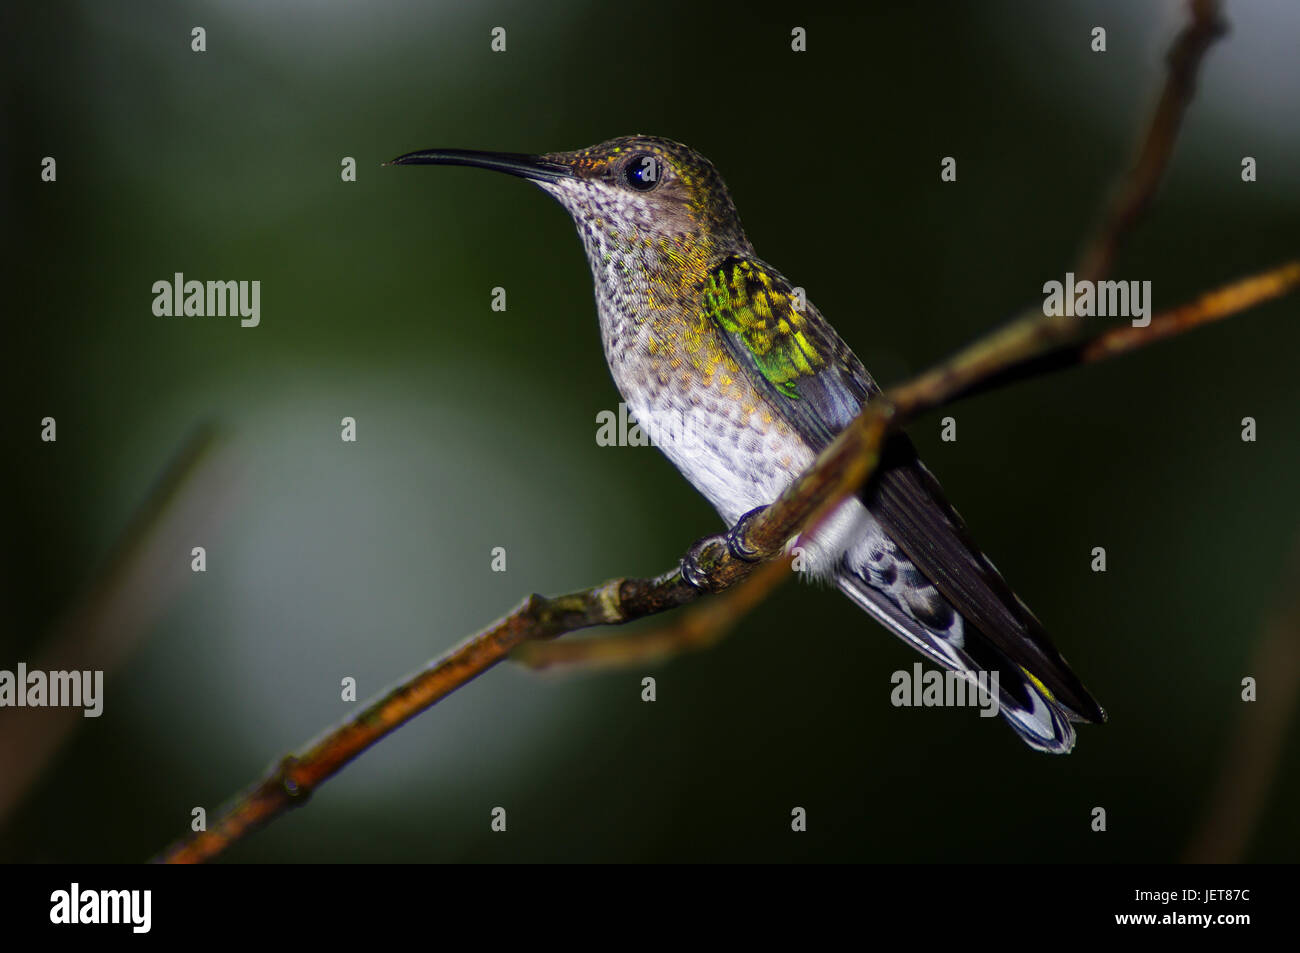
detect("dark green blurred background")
(3, 1), (1298, 862)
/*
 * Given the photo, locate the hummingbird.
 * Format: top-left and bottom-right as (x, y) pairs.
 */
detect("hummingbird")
(388, 136), (1105, 753)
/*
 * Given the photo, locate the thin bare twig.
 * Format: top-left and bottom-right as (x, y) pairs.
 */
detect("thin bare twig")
(513, 538), (797, 671)
(1076, 0), (1227, 283)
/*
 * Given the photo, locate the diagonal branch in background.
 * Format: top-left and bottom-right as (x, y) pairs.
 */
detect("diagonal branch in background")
(157, 257), (1298, 864)
(157, 0), (1241, 863)
(1076, 0), (1227, 284)
(1185, 528), (1300, 863)
(0, 424), (236, 827)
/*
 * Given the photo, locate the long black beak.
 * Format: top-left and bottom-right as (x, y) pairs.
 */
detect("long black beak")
(384, 148), (575, 183)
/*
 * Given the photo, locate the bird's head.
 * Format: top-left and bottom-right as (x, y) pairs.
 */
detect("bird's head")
(388, 135), (753, 285)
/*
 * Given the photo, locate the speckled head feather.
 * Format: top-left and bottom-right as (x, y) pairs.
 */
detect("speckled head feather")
(523, 136), (759, 330)
(539, 136), (752, 254)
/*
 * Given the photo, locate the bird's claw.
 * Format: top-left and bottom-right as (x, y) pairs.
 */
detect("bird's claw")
(681, 534), (729, 592)
(680, 506), (768, 591)
(726, 505), (767, 562)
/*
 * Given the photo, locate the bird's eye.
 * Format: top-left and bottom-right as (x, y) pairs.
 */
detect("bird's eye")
(622, 153), (662, 191)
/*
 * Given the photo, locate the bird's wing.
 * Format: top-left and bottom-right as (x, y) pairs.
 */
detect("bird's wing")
(701, 255), (874, 439)
(701, 254), (1104, 724)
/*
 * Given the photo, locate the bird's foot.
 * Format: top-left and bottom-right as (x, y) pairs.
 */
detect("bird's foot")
(726, 505), (768, 562)
(680, 535), (730, 592)
(680, 505), (768, 591)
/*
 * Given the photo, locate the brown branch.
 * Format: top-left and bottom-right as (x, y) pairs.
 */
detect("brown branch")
(522, 257), (1300, 671)
(1082, 262), (1300, 359)
(1076, 0), (1227, 283)
(156, 258), (1296, 864)
(156, 397), (896, 864)
(917, 260), (1300, 405)
(513, 553), (795, 670)
(157, 2), (1246, 863)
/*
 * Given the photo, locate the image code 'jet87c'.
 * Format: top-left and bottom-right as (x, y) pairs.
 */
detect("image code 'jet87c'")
(388, 135), (1106, 753)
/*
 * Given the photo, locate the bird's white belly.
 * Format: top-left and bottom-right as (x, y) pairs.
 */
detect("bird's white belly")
(598, 304), (871, 580)
(626, 392), (871, 582)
